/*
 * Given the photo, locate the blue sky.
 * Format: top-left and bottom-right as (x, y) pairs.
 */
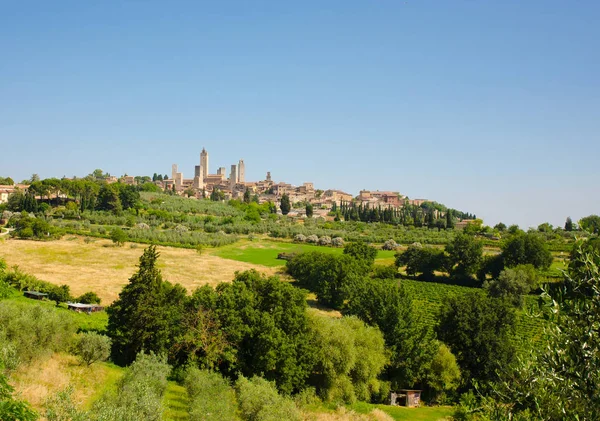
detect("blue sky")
(1, 0), (598, 228)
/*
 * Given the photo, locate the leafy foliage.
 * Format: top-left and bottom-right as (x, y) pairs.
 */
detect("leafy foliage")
(0, 301), (76, 369)
(235, 376), (301, 421)
(73, 332), (111, 366)
(436, 292), (516, 389)
(188, 270), (315, 394)
(343, 278), (437, 389)
(307, 313), (388, 403)
(469, 241), (600, 420)
(502, 232), (553, 270)
(184, 367), (238, 421)
(107, 246), (187, 365)
(395, 244), (445, 280)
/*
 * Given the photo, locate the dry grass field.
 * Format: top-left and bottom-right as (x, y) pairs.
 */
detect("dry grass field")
(0, 237), (277, 304)
(10, 353), (123, 412)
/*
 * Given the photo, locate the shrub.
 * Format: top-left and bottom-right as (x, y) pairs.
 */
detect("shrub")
(73, 332), (111, 366)
(0, 301), (77, 367)
(318, 236), (332, 246)
(110, 227), (127, 246)
(306, 234), (319, 244)
(332, 237), (344, 247)
(184, 368), (237, 421)
(382, 239), (398, 251)
(371, 265), (398, 280)
(294, 234), (306, 243)
(235, 376), (301, 421)
(485, 265), (540, 307)
(92, 352), (171, 421)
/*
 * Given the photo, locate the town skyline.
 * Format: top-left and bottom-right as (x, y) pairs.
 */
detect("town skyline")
(2, 1), (599, 228)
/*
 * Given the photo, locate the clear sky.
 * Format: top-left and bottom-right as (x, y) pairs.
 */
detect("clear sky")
(1, 0), (599, 228)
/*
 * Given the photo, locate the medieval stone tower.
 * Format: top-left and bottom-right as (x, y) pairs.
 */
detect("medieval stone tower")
(200, 148), (209, 180)
(230, 164), (237, 189)
(238, 159), (245, 183)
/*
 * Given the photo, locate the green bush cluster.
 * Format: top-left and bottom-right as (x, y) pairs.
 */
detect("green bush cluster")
(0, 301), (77, 369)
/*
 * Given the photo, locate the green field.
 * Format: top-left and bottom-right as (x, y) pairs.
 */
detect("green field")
(4, 288), (108, 332)
(213, 239), (397, 267)
(312, 401), (454, 420)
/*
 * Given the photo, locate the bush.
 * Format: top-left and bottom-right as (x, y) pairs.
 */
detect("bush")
(92, 352), (171, 421)
(235, 376), (301, 421)
(318, 236), (332, 246)
(0, 301), (77, 368)
(294, 234), (306, 243)
(306, 234), (319, 244)
(184, 368), (237, 421)
(73, 332), (111, 366)
(110, 227), (127, 246)
(371, 265), (398, 280)
(485, 265), (540, 307)
(332, 237), (344, 247)
(382, 239), (398, 251)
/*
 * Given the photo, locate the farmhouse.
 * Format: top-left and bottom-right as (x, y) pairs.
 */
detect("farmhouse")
(67, 303), (105, 314)
(24, 291), (48, 300)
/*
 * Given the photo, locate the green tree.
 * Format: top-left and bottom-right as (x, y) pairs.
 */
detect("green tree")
(343, 278), (437, 389)
(307, 313), (387, 403)
(445, 233), (483, 278)
(564, 216), (574, 231)
(395, 244), (445, 280)
(188, 270), (315, 394)
(110, 227), (127, 247)
(280, 193), (291, 215)
(0, 176), (15, 185)
(184, 368), (237, 421)
(427, 342), (461, 403)
(47, 284), (72, 306)
(243, 188), (251, 204)
(579, 214), (600, 234)
(446, 210), (455, 229)
(210, 188), (224, 201)
(436, 292), (516, 389)
(502, 232), (553, 270)
(477, 242), (600, 420)
(96, 184), (122, 213)
(235, 376), (301, 421)
(494, 222), (507, 232)
(287, 252), (366, 309)
(76, 291), (101, 304)
(73, 332), (112, 366)
(343, 242), (378, 268)
(107, 246), (187, 365)
(485, 265), (540, 307)
(305, 203), (313, 218)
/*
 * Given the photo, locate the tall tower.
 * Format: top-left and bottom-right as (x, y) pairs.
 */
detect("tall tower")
(200, 148), (209, 180)
(230, 164), (237, 190)
(171, 164), (178, 181)
(238, 159), (245, 183)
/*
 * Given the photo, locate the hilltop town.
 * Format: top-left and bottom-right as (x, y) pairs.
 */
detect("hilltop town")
(139, 148), (431, 218)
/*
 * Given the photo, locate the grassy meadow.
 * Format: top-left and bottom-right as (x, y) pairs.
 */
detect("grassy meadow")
(0, 236), (277, 303)
(213, 238), (398, 267)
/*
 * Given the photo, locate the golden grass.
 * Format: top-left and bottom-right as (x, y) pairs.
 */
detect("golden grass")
(0, 237), (277, 304)
(304, 407), (393, 421)
(10, 353), (123, 414)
